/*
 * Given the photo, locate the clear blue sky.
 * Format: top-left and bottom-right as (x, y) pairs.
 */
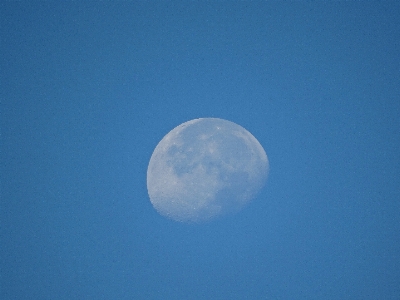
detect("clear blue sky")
(2, 2), (400, 299)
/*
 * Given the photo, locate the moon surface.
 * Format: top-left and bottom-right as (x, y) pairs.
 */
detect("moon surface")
(147, 118), (269, 223)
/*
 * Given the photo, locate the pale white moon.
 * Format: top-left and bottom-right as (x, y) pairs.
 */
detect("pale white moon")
(147, 118), (269, 223)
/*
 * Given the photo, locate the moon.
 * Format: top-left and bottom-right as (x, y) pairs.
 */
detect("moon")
(147, 118), (269, 223)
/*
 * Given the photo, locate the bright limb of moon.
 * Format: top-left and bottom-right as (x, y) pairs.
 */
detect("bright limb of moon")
(147, 118), (269, 223)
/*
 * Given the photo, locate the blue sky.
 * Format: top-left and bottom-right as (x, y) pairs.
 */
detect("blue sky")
(2, 2), (400, 299)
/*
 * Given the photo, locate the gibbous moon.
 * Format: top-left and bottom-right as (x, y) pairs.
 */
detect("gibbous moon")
(147, 118), (269, 223)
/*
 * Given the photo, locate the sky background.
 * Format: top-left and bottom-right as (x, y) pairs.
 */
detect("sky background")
(1, 2), (400, 299)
